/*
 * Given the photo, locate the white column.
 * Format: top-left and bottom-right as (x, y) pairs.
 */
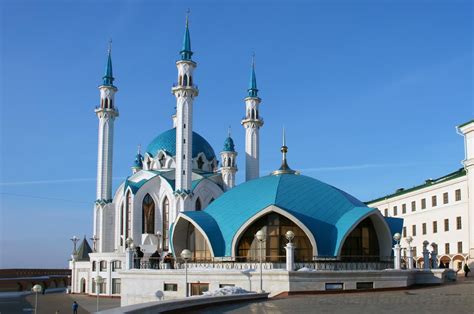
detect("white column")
(125, 248), (134, 270)
(285, 243), (295, 271)
(407, 246), (414, 270)
(393, 243), (401, 270)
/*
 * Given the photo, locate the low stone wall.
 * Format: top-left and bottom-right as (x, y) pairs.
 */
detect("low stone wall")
(99, 293), (269, 314)
(118, 268), (456, 307)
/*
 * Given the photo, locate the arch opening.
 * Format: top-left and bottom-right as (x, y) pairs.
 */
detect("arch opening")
(340, 217), (380, 261)
(142, 194), (155, 234)
(236, 212), (313, 262)
(172, 216), (213, 261)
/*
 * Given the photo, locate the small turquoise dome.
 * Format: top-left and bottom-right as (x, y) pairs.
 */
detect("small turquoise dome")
(133, 152), (143, 168)
(222, 136), (235, 152)
(146, 128), (216, 160)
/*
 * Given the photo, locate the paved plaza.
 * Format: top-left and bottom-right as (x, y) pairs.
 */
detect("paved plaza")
(1, 276), (473, 314)
(0, 292), (120, 314)
(183, 275), (474, 314)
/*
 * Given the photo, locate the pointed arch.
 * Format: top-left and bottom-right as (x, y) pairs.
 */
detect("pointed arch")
(183, 74), (188, 86)
(142, 194), (155, 234)
(195, 198), (202, 211)
(125, 190), (132, 244)
(162, 197), (170, 251)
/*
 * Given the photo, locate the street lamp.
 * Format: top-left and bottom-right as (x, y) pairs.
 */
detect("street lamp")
(285, 230), (295, 243)
(70, 235), (79, 293)
(180, 249), (192, 297)
(32, 284), (42, 314)
(393, 232), (401, 244)
(90, 235), (99, 252)
(95, 275), (104, 312)
(255, 229), (266, 293)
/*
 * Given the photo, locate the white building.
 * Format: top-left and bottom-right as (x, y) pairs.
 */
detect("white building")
(367, 120), (474, 271)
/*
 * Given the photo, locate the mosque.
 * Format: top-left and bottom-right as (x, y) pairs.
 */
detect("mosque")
(69, 16), (419, 303)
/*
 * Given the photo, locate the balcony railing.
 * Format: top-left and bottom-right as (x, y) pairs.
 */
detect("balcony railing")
(131, 256), (394, 271)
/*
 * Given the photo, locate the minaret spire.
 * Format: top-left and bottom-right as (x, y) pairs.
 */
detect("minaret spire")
(248, 53), (258, 97)
(272, 127), (299, 175)
(180, 9), (193, 61)
(103, 39), (114, 86)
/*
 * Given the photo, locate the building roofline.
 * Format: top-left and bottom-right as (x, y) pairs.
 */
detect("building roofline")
(366, 167), (466, 204)
(458, 119), (474, 128)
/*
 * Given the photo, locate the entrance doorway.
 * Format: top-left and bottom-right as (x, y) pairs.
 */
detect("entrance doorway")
(80, 278), (86, 293)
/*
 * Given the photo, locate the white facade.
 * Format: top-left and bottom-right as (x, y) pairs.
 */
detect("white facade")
(368, 120), (474, 271)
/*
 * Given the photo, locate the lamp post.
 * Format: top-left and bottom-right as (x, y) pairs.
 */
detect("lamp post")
(32, 284), (42, 314)
(393, 233), (401, 270)
(70, 235), (79, 293)
(180, 249), (192, 297)
(95, 275), (104, 312)
(255, 229), (266, 293)
(285, 230), (295, 271)
(90, 235), (99, 252)
(405, 236), (414, 270)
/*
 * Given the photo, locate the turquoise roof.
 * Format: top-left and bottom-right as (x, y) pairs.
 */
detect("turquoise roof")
(146, 128), (216, 160)
(180, 17), (193, 61)
(179, 173), (390, 257)
(102, 49), (114, 86)
(222, 136), (235, 152)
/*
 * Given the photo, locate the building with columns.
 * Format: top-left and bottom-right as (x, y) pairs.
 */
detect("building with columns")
(367, 120), (474, 272)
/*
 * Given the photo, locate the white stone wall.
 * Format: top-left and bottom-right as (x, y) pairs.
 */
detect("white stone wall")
(369, 176), (470, 269)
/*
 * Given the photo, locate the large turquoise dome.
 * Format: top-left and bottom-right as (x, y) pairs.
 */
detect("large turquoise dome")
(172, 173), (400, 258)
(146, 128), (216, 160)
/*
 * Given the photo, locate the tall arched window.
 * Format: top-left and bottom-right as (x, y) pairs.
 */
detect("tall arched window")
(236, 212), (313, 262)
(142, 194), (155, 234)
(183, 74), (188, 86)
(162, 197), (169, 251)
(195, 198), (201, 211)
(340, 217), (380, 261)
(126, 191), (132, 244)
(120, 203), (124, 246)
(197, 156), (204, 170)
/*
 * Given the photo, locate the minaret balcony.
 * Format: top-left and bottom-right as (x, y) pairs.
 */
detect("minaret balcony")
(241, 116), (264, 126)
(171, 84), (199, 96)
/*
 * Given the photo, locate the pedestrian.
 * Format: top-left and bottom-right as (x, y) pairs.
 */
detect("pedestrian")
(150, 250), (161, 269)
(464, 263), (470, 277)
(72, 301), (79, 314)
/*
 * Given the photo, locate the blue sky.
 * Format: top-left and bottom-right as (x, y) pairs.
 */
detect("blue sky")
(0, 0), (472, 268)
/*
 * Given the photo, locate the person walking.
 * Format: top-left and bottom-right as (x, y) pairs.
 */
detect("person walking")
(464, 263), (470, 277)
(72, 301), (79, 314)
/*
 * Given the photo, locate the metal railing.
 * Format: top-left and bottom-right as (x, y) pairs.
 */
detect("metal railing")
(131, 255), (394, 271)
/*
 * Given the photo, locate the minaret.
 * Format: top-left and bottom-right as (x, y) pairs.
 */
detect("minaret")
(241, 55), (263, 181)
(172, 13), (199, 197)
(95, 41), (119, 202)
(220, 128), (238, 191)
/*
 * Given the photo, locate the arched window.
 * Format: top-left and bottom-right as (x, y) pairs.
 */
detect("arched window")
(159, 155), (166, 168)
(236, 212), (313, 262)
(162, 197), (169, 251)
(126, 191), (132, 244)
(142, 194), (155, 234)
(197, 156), (204, 170)
(92, 261), (96, 271)
(120, 203), (124, 246)
(109, 99), (113, 108)
(183, 74), (188, 86)
(189, 75), (193, 86)
(195, 198), (201, 211)
(186, 223), (211, 261)
(341, 217), (380, 261)
(179, 75), (182, 85)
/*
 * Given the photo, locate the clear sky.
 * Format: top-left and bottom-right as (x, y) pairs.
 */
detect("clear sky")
(0, 0), (472, 268)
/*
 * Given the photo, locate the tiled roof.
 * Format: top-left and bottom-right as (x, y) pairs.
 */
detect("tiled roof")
(146, 128), (216, 160)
